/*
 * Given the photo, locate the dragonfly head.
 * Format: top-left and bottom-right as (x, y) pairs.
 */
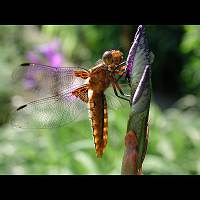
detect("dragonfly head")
(102, 50), (123, 68)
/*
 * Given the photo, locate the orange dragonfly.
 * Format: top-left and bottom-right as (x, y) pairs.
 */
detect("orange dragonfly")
(11, 50), (130, 158)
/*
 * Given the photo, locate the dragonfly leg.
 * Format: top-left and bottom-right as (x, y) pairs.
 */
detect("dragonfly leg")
(111, 78), (130, 103)
(113, 61), (126, 71)
(115, 81), (130, 98)
(114, 65), (131, 85)
(116, 71), (126, 82)
(112, 74), (130, 97)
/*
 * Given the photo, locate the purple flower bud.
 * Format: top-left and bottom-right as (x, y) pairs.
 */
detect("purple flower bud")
(132, 65), (151, 113)
(126, 25), (152, 79)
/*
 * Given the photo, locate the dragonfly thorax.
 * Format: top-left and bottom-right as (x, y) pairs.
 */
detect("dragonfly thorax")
(89, 64), (111, 92)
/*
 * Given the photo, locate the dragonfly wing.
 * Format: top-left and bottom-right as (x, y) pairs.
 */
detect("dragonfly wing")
(12, 63), (88, 98)
(105, 84), (130, 110)
(11, 86), (88, 129)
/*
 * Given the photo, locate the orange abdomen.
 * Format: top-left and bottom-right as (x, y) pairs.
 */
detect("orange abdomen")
(88, 89), (108, 158)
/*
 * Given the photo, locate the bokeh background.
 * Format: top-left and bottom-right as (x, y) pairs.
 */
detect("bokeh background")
(0, 25), (200, 175)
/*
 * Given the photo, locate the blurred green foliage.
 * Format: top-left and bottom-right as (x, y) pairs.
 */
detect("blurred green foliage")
(0, 25), (200, 174)
(181, 26), (200, 95)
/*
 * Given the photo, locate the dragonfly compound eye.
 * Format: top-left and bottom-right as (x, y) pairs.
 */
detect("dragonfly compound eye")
(111, 50), (123, 65)
(102, 51), (113, 65)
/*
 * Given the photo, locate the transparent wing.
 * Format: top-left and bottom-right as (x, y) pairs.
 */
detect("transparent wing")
(105, 83), (130, 110)
(12, 63), (88, 98)
(11, 86), (88, 129)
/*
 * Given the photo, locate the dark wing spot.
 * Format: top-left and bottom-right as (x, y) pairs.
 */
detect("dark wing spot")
(20, 63), (31, 66)
(16, 104), (27, 111)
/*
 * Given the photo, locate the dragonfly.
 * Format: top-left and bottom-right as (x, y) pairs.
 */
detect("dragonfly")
(11, 50), (130, 158)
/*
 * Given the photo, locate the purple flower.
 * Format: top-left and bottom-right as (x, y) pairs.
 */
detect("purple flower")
(27, 38), (64, 67)
(26, 52), (40, 63)
(36, 39), (64, 67)
(24, 39), (65, 90)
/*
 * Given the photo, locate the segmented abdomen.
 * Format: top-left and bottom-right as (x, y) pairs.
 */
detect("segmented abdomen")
(88, 89), (108, 158)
